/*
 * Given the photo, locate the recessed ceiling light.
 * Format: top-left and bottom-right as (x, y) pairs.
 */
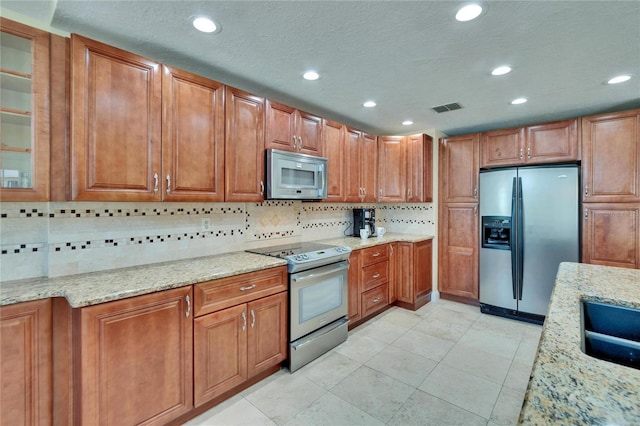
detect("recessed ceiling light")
(303, 71), (320, 81)
(607, 75), (631, 84)
(402, 120), (414, 126)
(456, 4), (483, 22)
(511, 97), (528, 105)
(192, 17), (219, 33)
(492, 66), (512, 76)
(363, 101), (376, 108)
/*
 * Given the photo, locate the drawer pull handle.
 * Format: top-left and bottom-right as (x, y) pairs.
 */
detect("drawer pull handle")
(241, 311), (247, 331)
(373, 297), (382, 303)
(240, 284), (256, 291)
(372, 273), (381, 279)
(185, 295), (191, 318)
(372, 252), (381, 257)
(250, 309), (256, 328)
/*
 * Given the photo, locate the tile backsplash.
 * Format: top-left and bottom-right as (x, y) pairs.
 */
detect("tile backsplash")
(0, 201), (434, 281)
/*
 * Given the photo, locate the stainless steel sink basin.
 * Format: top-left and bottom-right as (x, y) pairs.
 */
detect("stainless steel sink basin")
(581, 300), (640, 369)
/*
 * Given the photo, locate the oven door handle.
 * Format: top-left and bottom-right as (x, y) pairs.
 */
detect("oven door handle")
(291, 262), (349, 282)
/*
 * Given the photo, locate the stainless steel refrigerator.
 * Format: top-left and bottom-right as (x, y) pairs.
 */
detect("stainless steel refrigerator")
(479, 165), (579, 324)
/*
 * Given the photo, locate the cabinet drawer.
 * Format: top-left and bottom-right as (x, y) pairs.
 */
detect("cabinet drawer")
(361, 284), (389, 318)
(361, 245), (389, 266)
(361, 261), (389, 292)
(194, 266), (287, 317)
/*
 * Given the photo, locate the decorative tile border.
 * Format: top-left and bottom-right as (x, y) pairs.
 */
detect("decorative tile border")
(1, 243), (46, 255)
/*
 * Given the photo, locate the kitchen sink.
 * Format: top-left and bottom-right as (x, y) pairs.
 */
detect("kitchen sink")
(581, 300), (640, 369)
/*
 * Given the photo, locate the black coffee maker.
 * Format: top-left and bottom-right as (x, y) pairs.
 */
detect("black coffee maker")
(353, 208), (376, 238)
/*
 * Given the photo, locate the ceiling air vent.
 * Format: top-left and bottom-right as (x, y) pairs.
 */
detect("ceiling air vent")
(432, 102), (463, 113)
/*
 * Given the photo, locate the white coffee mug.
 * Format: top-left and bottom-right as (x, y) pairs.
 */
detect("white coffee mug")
(360, 228), (369, 239)
(376, 227), (386, 238)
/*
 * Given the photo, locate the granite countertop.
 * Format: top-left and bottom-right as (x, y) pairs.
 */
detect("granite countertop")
(0, 233), (433, 308)
(519, 262), (640, 425)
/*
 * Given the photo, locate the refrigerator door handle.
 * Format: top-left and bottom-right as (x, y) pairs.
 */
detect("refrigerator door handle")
(510, 177), (518, 300)
(517, 177), (525, 301)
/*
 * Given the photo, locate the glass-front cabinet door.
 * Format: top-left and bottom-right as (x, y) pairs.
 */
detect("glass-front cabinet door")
(0, 18), (50, 201)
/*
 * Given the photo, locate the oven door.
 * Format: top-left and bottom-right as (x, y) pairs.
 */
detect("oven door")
(289, 260), (349, 342)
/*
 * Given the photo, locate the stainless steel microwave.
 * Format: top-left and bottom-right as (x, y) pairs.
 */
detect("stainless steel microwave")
(266, 149), (328, 200)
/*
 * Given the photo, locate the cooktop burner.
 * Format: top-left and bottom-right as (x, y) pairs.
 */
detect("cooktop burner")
(247, 242), (351, 273)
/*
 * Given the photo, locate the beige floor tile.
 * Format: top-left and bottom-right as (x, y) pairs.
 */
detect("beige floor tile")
(284, 392), (384, 426)
(333, 331), (388, 363)
(243, 372), (326, 425)
(490, 386), (526, 426)
(330, 366), (415, 423)
(365, 345), (438, 387)
(355, 316), (412, 344)
(387, 389), (487, 426)
(420, 363), (502, 419)
(392, 329), (455, 362)
(299, 351), (361, 390)
(378, 307), (423, 328)
(471, 314), (528, 340)
(503, 359), (534, 393)
(183, 395), (275, 426)
(412, 316), (472, 342)
(428, 306), (479, 328)
(441, 343), (513, 384)
(456, 328), (520, 360)
(514, 339), (539, 366)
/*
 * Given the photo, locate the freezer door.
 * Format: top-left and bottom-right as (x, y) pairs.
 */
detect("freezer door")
(517, 166), (579, 316)
(479, 169), (518, 310)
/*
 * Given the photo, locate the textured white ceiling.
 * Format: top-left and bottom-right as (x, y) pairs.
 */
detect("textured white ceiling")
(3, 0), (639, 136)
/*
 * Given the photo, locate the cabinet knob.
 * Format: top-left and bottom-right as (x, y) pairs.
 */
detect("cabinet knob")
(584, 207), (588, 221)
(473, 186), (478, 199)
(527, 146), (531, 159)
(519, 148), (524, 160)
(584, 185), (589, 197)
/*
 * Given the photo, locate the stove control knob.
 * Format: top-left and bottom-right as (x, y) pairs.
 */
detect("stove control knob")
(302, 254), (309, 259)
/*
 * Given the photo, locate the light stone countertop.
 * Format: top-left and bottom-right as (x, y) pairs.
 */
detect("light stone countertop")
(0, 233), (433, 308)
(519, 262), (640, 425)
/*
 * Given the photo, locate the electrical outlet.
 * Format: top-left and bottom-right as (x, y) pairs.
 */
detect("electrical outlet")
(202, 218), (211, 231)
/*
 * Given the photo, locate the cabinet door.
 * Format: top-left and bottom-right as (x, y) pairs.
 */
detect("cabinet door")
(439, 204), (479, 299)
(525, 119), (578, 164)
(162, 65), (224, 201)
(0, 299), (51, 426)
(414, 239), (433, 301)
(378, 136), (406, 202)
(347, 249), (362, 322)
(265, 100), (296, 151)
(344, 127), (362, 202)
(225, 86), (265, 202)
(247, 292), (288, 377)
(71, 34), (162, 201)
(406, 134), (425, 202)
(423, 134), (434, 202)
(440, 134), (479, 203)
(194, 304), (247, 406)
(396, 242), (414, 303)
(388, 243), (398, 303)
(361, 132), (378, 202)
(296, 110), (323, 155)
(582, 203), (639, 269)
(323, 119), (345, 201)
(582, 110), (640, 202)
(76, 287), (193, 425)
(0, 18), (50, 201)
(481, 127), (524, 168)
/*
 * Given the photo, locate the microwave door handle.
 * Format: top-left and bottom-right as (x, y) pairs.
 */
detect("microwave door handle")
(319, 166), (325, 192)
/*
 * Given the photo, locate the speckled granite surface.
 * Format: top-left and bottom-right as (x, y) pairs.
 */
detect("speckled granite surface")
(520, 262), (640, 425)
(0, 252), (287, 308)
(0, 233), (433, 308)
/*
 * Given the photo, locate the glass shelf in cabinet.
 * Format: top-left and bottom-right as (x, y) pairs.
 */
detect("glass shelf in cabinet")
(0, 70), (31, 93)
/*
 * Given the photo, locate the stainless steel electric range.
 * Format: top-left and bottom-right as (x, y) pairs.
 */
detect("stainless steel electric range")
(247, 242), (352, 372)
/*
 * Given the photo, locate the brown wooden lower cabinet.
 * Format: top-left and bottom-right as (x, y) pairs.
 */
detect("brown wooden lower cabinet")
(582, 203), (640, 269)
(347, 249), (362, 323)
(0, 299), (52, 426)
(193, 269), (287, 407)
(74, 287), (193, 425)
(438, 203), (479, 301)
(396, 240), (433, 310)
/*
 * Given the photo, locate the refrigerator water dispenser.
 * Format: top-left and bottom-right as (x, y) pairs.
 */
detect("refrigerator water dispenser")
(481, 216), (511, 250)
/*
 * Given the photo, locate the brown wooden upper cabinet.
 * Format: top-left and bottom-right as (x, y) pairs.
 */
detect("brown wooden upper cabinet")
(225, 86), (266, 202)
(582, 109), (640, 203)
(322, 119), (345, 201)
(408, 133), (433, 202)
(480, 119), (578, 168)
(0, 18), (50, 201)
(265, 100), (323, 156)
(378, 136), (407, 202)
(344, 127), (377, 202)
(440, 133), (479, 204)
(71, 35), (229, 202)
(162, 65), (225, 201)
